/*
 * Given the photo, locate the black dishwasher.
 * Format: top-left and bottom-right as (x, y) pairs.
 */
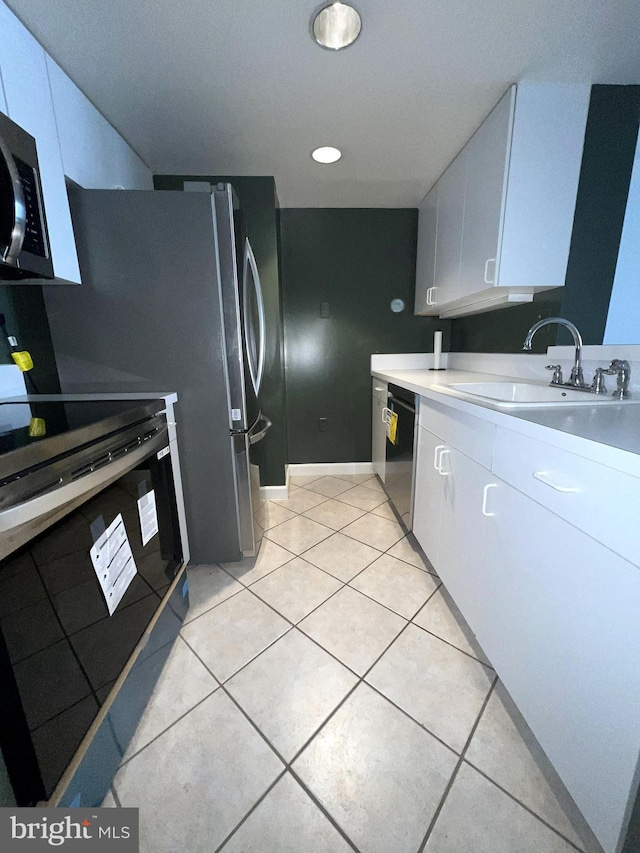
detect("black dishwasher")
(384, 384), (416, 527)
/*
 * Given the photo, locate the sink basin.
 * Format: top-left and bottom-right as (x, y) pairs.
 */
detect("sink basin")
(439, 381), (623, 408)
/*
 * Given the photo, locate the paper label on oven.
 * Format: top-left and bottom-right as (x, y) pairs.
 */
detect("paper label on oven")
(137, 489), (159, 547)
(90, 514), (138, 616)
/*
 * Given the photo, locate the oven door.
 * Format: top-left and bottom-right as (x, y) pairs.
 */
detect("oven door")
(0, 428), (183, 804)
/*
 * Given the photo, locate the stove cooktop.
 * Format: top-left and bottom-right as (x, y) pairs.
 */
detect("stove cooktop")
(0, 398), (164, 479)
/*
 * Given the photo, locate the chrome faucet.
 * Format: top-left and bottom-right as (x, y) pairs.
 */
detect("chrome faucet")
(522, 317), (587, 387)
(603, 359), (632, 399)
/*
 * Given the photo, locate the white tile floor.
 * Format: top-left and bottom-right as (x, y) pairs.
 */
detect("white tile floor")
(107, 473), (600, 853)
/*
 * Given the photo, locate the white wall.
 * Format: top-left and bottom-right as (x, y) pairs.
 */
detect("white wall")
(604, 131), (640, 344)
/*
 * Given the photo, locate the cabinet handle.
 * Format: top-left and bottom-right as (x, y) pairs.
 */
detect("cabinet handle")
(438, 449), (450, 476)
(433, 444), (446, 471)
(532, 471), (580, 493)
(483, 258), (496, 285)
(426, 286), (436, 306)
(481, 483), (497, 516)
(374, 386), (385, 392)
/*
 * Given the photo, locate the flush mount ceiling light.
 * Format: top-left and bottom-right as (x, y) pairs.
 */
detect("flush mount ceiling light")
(311, 146), (342, 163)
(311, 2), (362, 50)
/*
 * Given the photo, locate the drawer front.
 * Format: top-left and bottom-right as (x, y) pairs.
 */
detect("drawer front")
(493, 426), (640, 567)
(419, 397), (495, 469)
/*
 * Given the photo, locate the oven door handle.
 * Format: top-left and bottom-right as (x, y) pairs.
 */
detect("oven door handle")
(0, 130), (27, 266)
(0, 434), (168, 535)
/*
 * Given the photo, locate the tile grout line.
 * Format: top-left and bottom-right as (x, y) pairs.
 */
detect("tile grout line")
(229, 488), (434, 586)
(210, 769), (289, 853)
(408, 620), (495, 669)
(246, 554), (436, 631)
(178, 634), (363, 853)
(264, 492), (408, 556)
(288, 767), (362, 853)
(416, 675), (499, 853)
(462, 760), (586, 852)
(113, 687), (219, 778)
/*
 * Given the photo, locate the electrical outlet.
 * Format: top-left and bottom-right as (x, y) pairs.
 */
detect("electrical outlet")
(320, 302), (330, 319)
(318, 417), (328, 432)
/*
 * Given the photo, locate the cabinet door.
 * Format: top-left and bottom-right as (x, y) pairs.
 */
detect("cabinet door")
(459, 88), (514, 298)
(46, 56), (153, 191)
(412, 425), (444, 570)
(371, 380), (387, 483)
(481, 479), (640, 853)
(0, 5), (80, 283)
(433, 152), (465, 305)
(414, 184), (439, 315)
(437, 445), (494, 630)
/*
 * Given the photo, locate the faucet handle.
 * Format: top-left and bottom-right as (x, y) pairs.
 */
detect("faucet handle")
(591, 367), (608, 395)
(545, 364), (563, 385)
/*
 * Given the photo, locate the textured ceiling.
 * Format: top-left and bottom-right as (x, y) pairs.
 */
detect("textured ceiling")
(6, 0), (640, 206)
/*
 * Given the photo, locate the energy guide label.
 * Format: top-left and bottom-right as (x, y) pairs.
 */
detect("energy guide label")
(137, 489), (159, 547)
(89, 514), (138, 616)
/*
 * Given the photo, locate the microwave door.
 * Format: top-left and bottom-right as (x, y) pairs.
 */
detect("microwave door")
(0, 133), (26, 268)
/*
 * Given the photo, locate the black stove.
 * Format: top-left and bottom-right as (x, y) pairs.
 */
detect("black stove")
(0, 395), (185, 806)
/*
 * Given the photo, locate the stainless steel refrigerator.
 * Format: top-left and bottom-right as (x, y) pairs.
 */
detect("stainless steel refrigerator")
(44, 184), (269, 563)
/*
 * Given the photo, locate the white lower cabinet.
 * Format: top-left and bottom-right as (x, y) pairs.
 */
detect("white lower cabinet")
(371, 380), (388, 483)
(437, 445), (494, 631)
(412, 424), (444, 568)
(480, 480), (640, 853)
(414, 395), (640, 853)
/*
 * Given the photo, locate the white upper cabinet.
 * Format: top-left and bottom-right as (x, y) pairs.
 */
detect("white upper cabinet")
(432, 151), (465, 311)
(46, 57), (153, 192)
(414, 83), (591, 318)
(413, 184), (438, 314)
(458, 88), (514, 301)
(497, 84), (592, 293)
(0, 4), (80, 283)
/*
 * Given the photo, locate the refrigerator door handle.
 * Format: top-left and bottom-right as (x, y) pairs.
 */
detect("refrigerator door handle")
(243, 239), (266, 394)
(248, 415), (272, 445)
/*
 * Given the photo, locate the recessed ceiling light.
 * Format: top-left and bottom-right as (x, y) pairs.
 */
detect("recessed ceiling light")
(311, 146), (342, 164)
(311, 3), (362, 51)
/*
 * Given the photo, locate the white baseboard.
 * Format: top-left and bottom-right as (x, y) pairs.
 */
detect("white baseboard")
(259, 484), (289, 501)
(288, 462), (375, 477)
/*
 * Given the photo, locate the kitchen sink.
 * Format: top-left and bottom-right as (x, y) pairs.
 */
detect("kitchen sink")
(437, 381), (631, 408)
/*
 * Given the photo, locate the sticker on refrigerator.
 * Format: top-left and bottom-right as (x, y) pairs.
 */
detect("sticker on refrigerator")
(137, 489), (159, 547)
(89, 514), (138, 616)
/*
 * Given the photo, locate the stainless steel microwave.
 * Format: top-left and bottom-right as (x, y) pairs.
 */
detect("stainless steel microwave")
(0, 111), (54, 279)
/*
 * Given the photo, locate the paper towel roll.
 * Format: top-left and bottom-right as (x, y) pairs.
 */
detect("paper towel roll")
(433, 330), (442, 370)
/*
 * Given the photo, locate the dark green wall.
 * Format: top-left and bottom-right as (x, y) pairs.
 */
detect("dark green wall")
(154, 175), (287, 486)
(450, 85), (640, 354)
(280, 208), (450, 464)
(0, 286), (61, 393)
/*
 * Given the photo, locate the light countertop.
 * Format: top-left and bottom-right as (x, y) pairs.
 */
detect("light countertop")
(372, 367), (640, 479)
